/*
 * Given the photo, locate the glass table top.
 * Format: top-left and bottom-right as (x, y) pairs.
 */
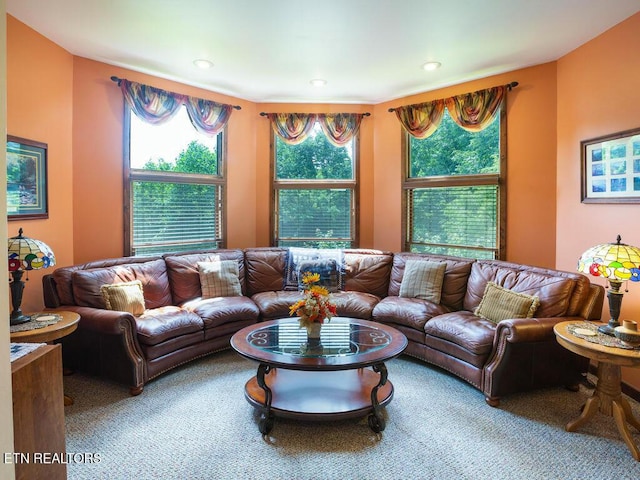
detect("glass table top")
(245, 318), (393, 358)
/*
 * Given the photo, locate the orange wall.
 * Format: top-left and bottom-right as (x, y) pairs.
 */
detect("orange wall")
(557, 12), (640, 388)
(6, 16), (74, 313)
(373, 63), (559, 266)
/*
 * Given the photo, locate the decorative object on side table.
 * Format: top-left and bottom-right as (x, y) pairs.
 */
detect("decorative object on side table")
(289, 271), (337, 343)
(577, 235), (640, 335)
(7, 228), (56, 325)
(614, 320), (640, 347)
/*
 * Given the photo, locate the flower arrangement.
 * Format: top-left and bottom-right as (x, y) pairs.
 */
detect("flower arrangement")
(289, 271), (337, 329)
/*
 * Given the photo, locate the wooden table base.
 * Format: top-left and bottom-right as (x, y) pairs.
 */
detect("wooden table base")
(245, 368), (394, 421)
(565, 362), (640, 461)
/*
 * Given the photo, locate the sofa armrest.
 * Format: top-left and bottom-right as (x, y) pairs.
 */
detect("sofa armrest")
(483, 316), (589, 405)
(492, 316), (577, 345)
(48, 305), (138, 336)
(48, 306), (146, 394)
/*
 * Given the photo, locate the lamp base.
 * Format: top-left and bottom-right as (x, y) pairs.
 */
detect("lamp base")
(10, 313), (31, 326)
(598, 322), (618, 336)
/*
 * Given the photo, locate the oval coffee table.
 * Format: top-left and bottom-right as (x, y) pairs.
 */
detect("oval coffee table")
(230, 317), (408, 436)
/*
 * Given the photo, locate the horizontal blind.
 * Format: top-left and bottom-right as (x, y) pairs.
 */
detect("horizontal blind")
(133, 181), (221, 255)
(278, 189), (351, 246)
(409, 185), (498, 258)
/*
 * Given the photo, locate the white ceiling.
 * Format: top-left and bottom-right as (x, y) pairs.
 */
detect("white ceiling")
(7, 0), (640, 104)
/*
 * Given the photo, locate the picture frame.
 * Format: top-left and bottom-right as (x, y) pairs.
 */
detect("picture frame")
(6, 135), (49, 219)
(581, 127), (640, 203)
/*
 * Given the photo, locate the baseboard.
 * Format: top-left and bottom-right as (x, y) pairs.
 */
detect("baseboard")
(588, 363), (640, 402)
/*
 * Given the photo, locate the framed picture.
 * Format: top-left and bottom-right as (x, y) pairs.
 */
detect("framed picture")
(6, 135), (49, 219)
(581, 127), (640, 203)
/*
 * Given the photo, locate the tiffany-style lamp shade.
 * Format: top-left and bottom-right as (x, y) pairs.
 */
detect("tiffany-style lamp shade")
(577, 235), (640, 335)
(7, 228), (56, 325)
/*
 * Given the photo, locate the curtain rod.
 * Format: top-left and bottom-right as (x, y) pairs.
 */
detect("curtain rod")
(110, 76), (242, 110)
(259, 112), (370, 117)
(387, 81), (518, 113)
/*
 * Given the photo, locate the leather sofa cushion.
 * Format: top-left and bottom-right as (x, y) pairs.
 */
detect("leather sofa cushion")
(251, 290), (304, 320)
(136, 306), (204, 346)
(424, 311), (495, 357)
(252, 290), (380, 321)
(343, 250), (393, 298)
(53, 255), (163, 306)
(463, 260), (582, 317)
(182, 296), (260, 329)
(71, 259), (172, 309)
(244, 248), (394, 299)
(388, 253), (473, 310)
(164, 250), (246, 305)
(245, 248), (288, 296)
(330, 291), (381, 319)
(372, 297), (451, 331)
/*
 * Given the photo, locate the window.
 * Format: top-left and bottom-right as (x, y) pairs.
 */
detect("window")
(125, 106), (225, 256)
(403, 106), (505, 259)
(273, 123), (358, 248)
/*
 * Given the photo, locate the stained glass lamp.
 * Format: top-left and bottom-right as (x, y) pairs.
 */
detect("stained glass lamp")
(7, 228), (56, 325)
(577, 235), (640, 335)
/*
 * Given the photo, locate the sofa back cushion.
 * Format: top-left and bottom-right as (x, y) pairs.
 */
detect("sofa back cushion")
(52, 256), (163, 306)
(463, 260), (590, 317)
(164, 249), (246, 304)
(342, 249), (393, 298)
(244, 248), (393, 298)
(71, 258), (172, 310)
(244, 248), (288, 296)
(389, 253), (474, 311)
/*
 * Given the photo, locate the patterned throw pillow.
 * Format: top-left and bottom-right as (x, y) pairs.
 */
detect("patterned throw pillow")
(100, 280), (146, 315)
(283, 247), (345, 291)
(399, 260), (447, 303)
(198, 260), (242, 298)
(475, 282), (540, 324)
(296, 259), (340, 292)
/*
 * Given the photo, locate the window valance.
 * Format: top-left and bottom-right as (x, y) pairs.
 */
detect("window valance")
(111, 76), (240, 136)
(261, 112), (370, 146)
(389, 82), (517, 139)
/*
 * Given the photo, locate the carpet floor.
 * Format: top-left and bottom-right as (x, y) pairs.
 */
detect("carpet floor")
(63, 350), (640, 480)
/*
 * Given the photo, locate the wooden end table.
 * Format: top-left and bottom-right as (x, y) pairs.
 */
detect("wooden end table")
(553, 321), (640, 461)
(10, 311), (80, 406)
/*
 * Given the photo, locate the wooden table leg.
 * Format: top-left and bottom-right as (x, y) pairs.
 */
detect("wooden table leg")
(613, 400), (640, 461)
(566, 361), (640, 461)
(566, 395), (599, 431)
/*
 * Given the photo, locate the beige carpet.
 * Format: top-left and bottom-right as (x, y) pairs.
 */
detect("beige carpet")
(63, 350), (640, 480)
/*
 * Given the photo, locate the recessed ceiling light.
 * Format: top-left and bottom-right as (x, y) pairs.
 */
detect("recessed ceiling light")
(193, 59), (214, 69)
(422, 61), (442, 71)
(310, 79), (327, 87)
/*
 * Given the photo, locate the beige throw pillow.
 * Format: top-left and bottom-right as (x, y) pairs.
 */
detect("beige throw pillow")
(475, 282), (540, 324)
(198, 260), (242, 298)
(100, 280), (146, 315)
(399, 260), (447, 304)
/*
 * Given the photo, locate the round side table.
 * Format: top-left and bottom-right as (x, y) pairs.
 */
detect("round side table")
(553, 321), (640, 461)
(10, 311), (80, 406)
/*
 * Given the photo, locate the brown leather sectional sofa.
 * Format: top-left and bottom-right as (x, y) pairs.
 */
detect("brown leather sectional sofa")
(42, 247), (604, 405)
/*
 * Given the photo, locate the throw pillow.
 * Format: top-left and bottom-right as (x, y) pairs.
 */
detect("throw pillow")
(283, 247), (345, 291)
(296, 259), (340, 292)
(399, 260), (447, 303)
(475, 282), (540, 324)
(198, 260), (242, 298)
(100, 280), (146, 315)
